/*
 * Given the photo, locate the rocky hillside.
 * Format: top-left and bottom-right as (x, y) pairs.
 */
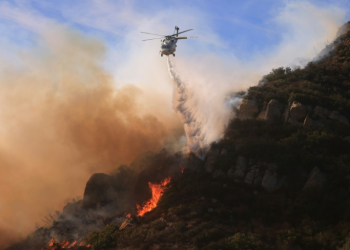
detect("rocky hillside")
(7, 22), (350, 250)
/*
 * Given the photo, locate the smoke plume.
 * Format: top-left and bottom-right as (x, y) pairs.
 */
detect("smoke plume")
(0, 26), (182, 249)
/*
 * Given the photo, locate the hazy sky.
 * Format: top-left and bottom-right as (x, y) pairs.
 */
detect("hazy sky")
(1, 0), (349, 69)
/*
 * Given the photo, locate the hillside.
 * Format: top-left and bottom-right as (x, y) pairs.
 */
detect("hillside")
(7, 23), (350, 250)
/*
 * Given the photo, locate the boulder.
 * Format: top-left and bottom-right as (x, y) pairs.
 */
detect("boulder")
(257, 102), (268, 120)
(283, 102), (292, 123)
(253, 175), (263, 186)
(313, 106), (329, 119)
(328, 110), (340, 120)
(81, 173), (118, 210)
(257, 110), (266, 120)
(261, 170), (282, 192)
(227, 167), (235, 178)
(233, 156), (247, 180)
(234, 169), (245, 180)
(244, 171), (255, 185)
(303, 115), (313, 128)
(213, 170), (225, 178)
(264, 99), (283, 122)
(290, 102), (307, 122)
(244, 165), (260, 185)
(306, 105), (313, 114)
(237, 99), (259, 120)
(303, 167), (327, 192)
(312, 120), (326, 129)
(328, 111), (349, 125)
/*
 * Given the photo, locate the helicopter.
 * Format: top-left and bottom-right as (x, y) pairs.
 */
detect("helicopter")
(141, 26), (196, 57)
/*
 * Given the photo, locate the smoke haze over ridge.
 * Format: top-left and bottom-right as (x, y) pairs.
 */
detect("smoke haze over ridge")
(0, 25), (183, 248)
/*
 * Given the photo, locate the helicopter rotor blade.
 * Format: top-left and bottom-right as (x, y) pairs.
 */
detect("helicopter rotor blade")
(140, 32), (166, 36)
(142, 37), (163, 41)
(171, 29), (193, 36)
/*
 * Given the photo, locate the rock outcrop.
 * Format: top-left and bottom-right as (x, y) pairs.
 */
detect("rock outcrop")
(237, 99), (259, 120)
(244, 165), (262, 185)
(204, 148), (221, 173)
(303, 167), (327, 192)
(264, 99), (283, 122)
(261, 169), (283, 193)
(235, 98), (349, 130)
(303, 115), (313, 128)
(81, 173), (118, 210)
(313, 106), (329, 119)
(289, 101), (307, 123)
(233, 156), (247, 180)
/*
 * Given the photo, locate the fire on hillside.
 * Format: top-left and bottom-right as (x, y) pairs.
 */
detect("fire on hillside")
(41, 237), (90, 250)
(136, 177), (171, 217)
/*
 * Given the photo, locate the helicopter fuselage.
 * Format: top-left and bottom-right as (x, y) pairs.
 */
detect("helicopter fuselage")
(160, 37), (177, 56)
(141, 26), (193, 57)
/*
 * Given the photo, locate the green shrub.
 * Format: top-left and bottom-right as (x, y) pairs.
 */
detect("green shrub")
(173, 221), (187, 232)
(150, 219), (167, 231)
(168, 204), (187, 216)
(340, 233), (350, 250)
(85, 225), (118, 250)
(226, 233), (261, 250)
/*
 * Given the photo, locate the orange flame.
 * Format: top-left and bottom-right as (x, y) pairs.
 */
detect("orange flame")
(68, 241), (77, 248)
(49, 237), (55, 247)
(137, 177), (171, 217)
(60, 240), (69, 248)
(126, 213), (131, 218)
(46, 238), (90, 249)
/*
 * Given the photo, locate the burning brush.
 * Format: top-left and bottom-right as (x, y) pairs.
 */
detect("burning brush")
(136, 177), (171, 217)
(41, 237), (91, 250)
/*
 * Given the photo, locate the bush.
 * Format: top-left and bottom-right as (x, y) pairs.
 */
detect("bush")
(150, 219), (167, 231)
(85, 225), (118, 250)
(226, 233), (261, 250)
(168, 204), (187, 216)
(340, 233), (350, 250)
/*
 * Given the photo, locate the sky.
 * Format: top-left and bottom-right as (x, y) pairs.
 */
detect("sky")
(1, 0), (349, 68)
(0, 0), (349, 248)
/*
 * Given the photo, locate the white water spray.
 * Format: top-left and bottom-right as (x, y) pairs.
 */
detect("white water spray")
(167, 57), (208, 156)
(167, 57), (244, 158)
